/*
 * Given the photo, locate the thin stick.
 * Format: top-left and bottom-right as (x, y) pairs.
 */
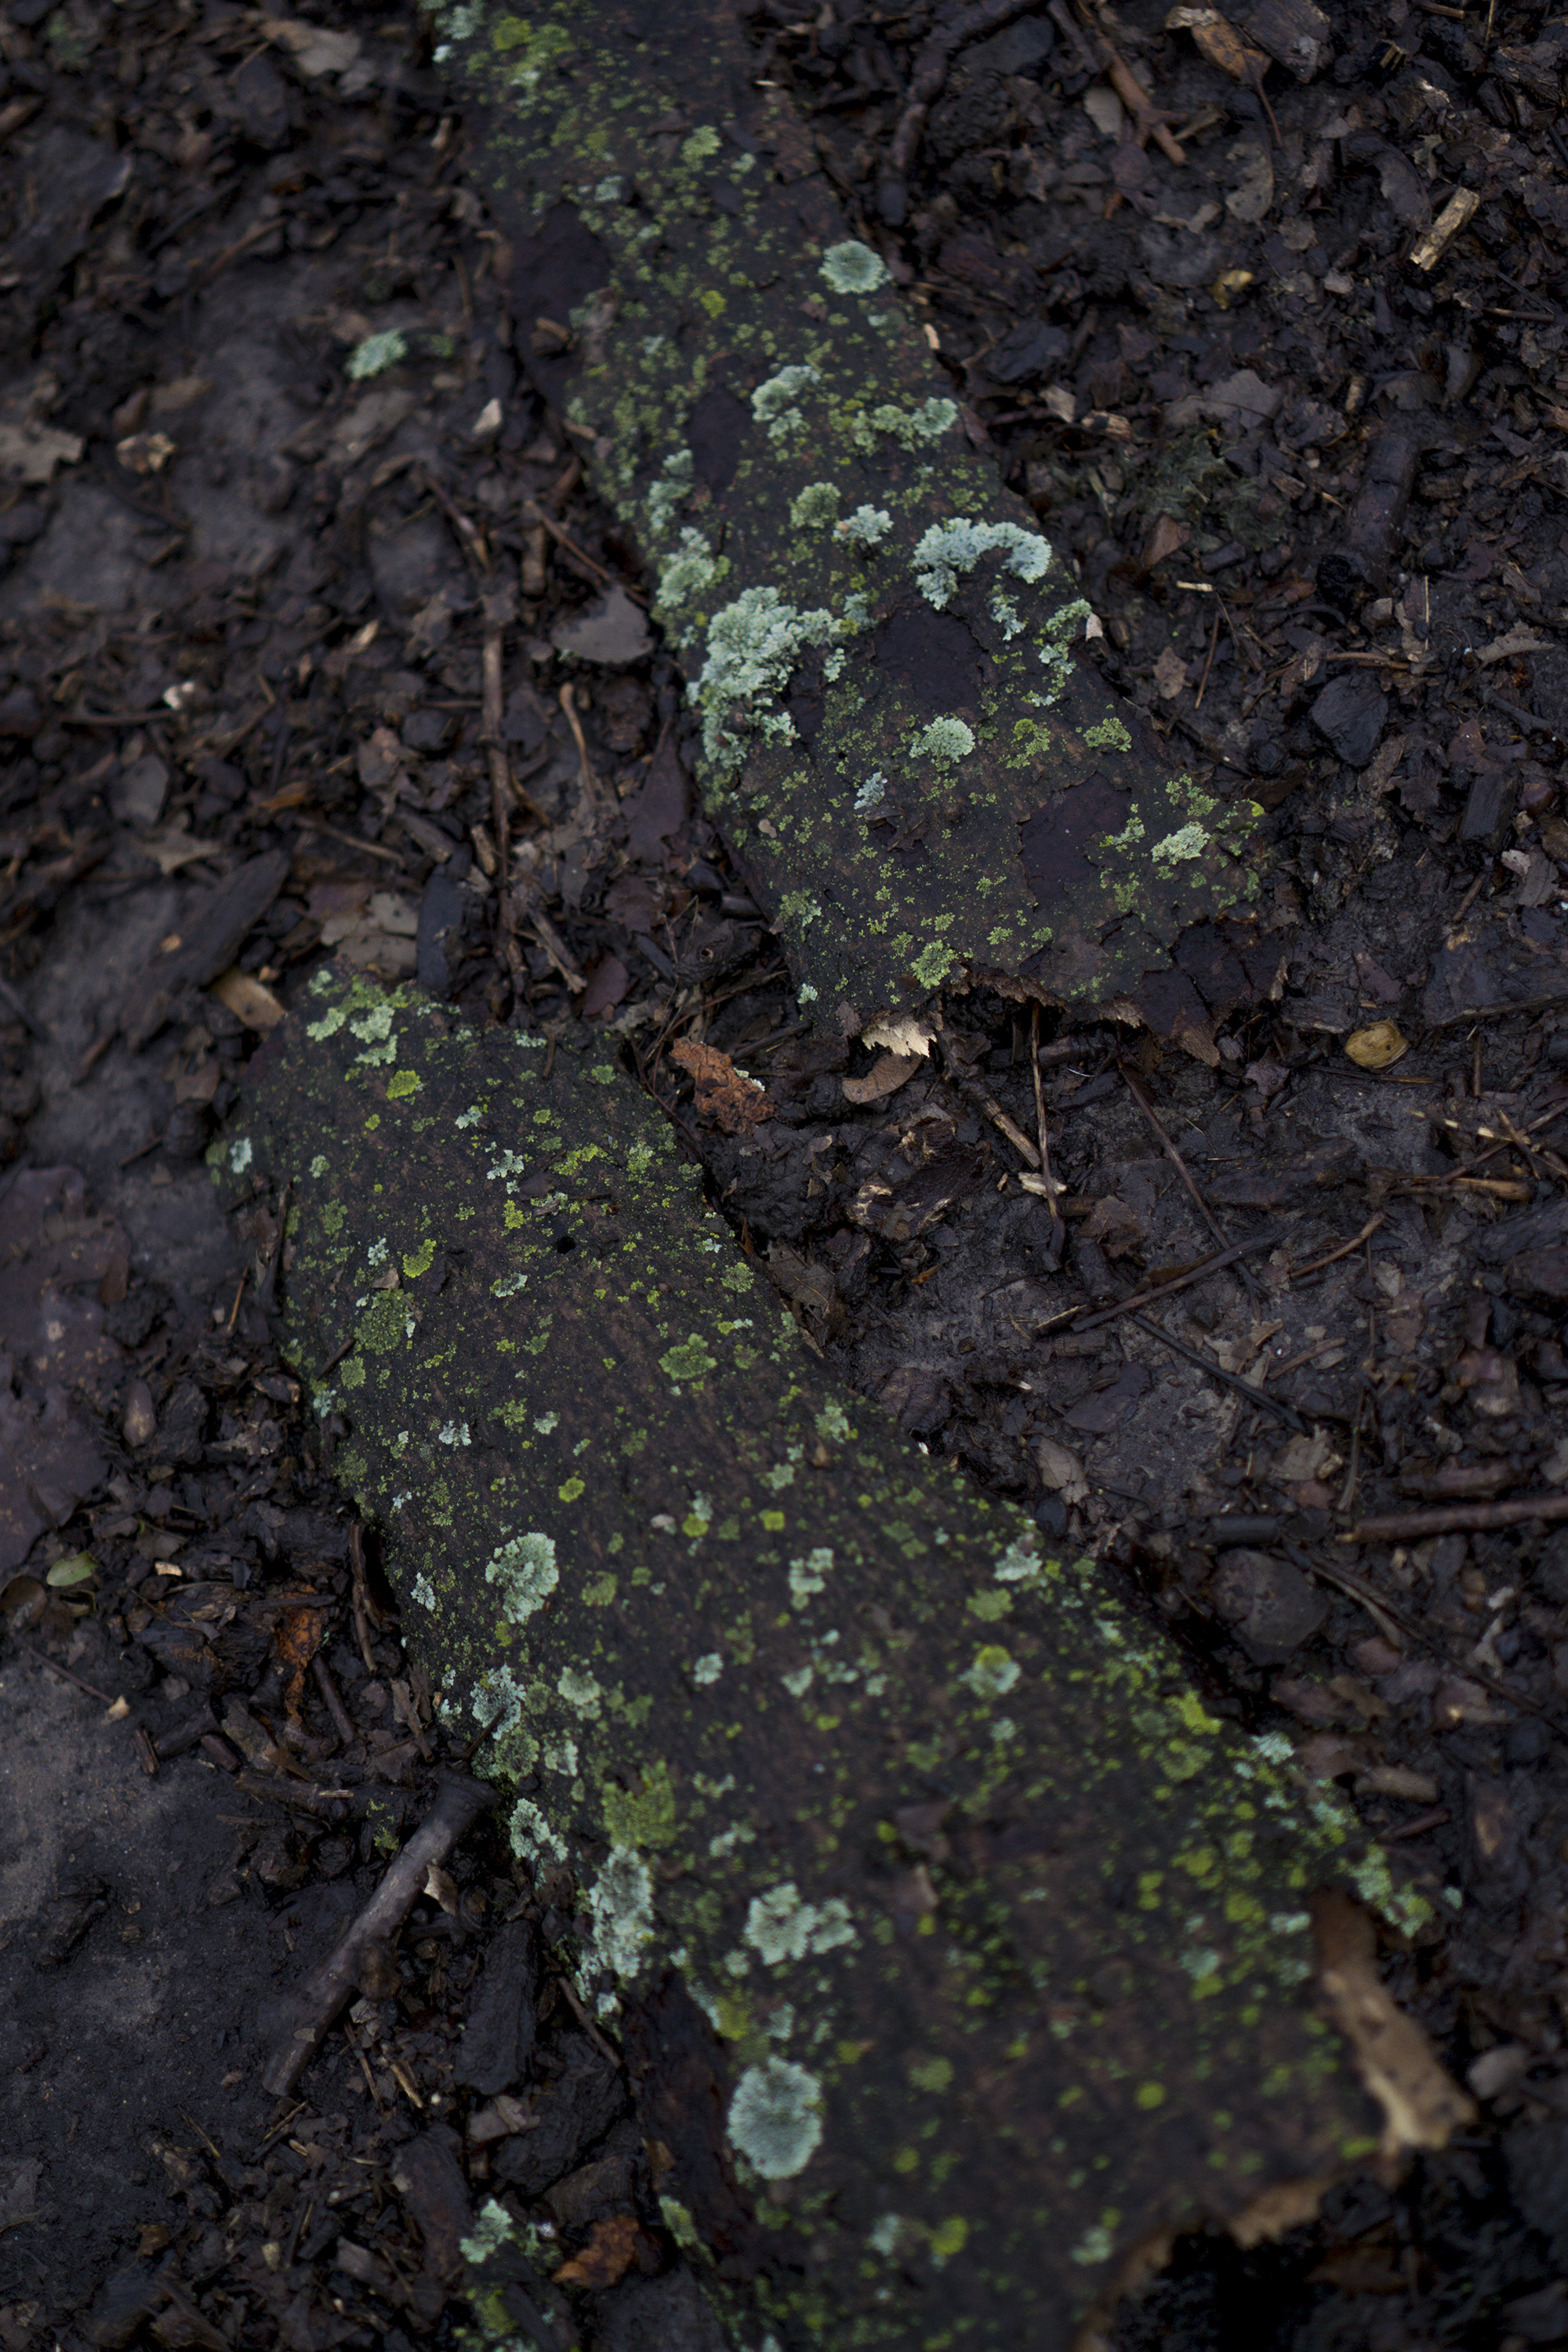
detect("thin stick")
(1119, 1065), (1258, 1296)
(1126, 1310), (1307, 1433)
(22, 1645), (114, 1704)
(1193, 606), (1221, 709)
(1069, 1224), (1287, 1334)
(1289, 1213), (1385, 1280)
(521, 497), (625, 593)
(263, 1777), (497, 2097)
(1342, 1494), (1568, 1543)
(554, 1969), (624, 2069)
(348, 1522), (380, 1679)
(312, 1653), (358, 1749)
(1029, 1005), (1065, 1265)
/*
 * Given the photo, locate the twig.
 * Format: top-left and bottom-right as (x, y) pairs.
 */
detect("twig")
(1076, 1), (1185, 162)
(1193, 608), (1221, 709)
(262, 1777), (497, 2097)
(521, 497), (632, 594)
(1342, 1494), (1568, 1543)
(1289, 1213), (1386, 1280)
(312, 1653), (358, 1749)
(1450, 866), (1494, 929)
(1029, 1004), (1065, 1267)
(1287, 1543), (1553, 1720)
(1477, 682), (1568, 746)
(888, 0), (1040, 182)
(1119, 1065), (1258, 1297)
(290, 816), (401, 866)
(558, 681), (606, 812)
(348, 1521), (382, 1677)
(1065, 1224), (1287, 1334)
(21, 1645), (114, 1704)
(257, 1179), (292, 1316)
(554, 1969), (624, 2069)
(1126, 1310), (1308, 1433)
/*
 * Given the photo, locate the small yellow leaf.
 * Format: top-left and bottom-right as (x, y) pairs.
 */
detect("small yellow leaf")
(1345, 1022), (1408, 1072)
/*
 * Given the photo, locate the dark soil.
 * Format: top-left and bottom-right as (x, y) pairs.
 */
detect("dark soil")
(2, 0), (1568, 2346)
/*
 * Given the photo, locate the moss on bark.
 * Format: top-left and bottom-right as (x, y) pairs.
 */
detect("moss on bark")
(427, 0), (1273, 1049)
(219, 968), (1431, 2349)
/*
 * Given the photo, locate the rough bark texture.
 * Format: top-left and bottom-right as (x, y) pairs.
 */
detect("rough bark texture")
(430, 0), (1275, 1053)
(219, 967), (1431, 2349)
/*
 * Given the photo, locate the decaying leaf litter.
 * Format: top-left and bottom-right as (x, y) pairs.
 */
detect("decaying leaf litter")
(0, 0), (1567, 2340)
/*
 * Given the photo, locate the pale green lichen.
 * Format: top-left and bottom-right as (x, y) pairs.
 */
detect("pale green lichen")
(912, 942), (956, 989)
(855, 396), (957, 451)
(745, 1882), (856, 1965)
(1152, 822), (1207, 866)
(485, 1530), (558, 1623)
(558, 1665), (602, 1716)
(508, 1801), (566, 1870)
(853, 772), (887, 815)
(728, 2057), (824, 2180)
(658, 526), (724, 612)
(646, 448), (694, 538)
(1085, 715), (1133, 752)
(459, 2198), (514, 2267)
(346, 330), (408, 379)
(837, 503), (892, 548)
(963, 1645), (1021, 1699)
(586, 1845), (655, 1981)
(820, 239), (889, 293)
(914, 517), (1052, 610)
(911, 716), (975, 766)
(789, 481), (840, 529)
(751, 365), (820, 445)
(691, 587), (834, 776)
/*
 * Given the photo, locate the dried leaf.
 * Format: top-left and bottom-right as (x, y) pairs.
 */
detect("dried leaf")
(115, 431), (176, 475)
(423, 1863), (460, 1916)
(553, 2213), (641, 2290)
(0, 421), (83, 485)
(1345, 1021), (1407, 1071)
(1312, 1890), (1474, 2153)
(1079, 1195), (1144, 1257)
(211, 966), (286, 1032)
(862, 1014), (935, 1058)
(843, 1051), (921, 1105)
(1167, 5), (1269, 82)
(1036, 1438), (1088, 1504)
(1142, 513), (1191, 570)
(273, 1600), (325, 1723)
(1154, 645), (1187, 699)
(670, 1037), (775, 1134)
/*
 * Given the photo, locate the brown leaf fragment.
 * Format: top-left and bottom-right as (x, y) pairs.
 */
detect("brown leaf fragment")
(669, 1038), (775, 1134)
(1312, 1890), (1474, 2154)
(553, 2212), (641, 2289)
(1166, 6), (1271, 82)
(274, 1599), (325, 1723)
(842, 1051), (920, 1105)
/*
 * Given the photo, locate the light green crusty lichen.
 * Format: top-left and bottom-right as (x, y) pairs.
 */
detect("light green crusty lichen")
(346, 329), (408, 379)
(728, 2058), (825, 2179)
(820, 238), (889, 293)
(485, 1530), (558, 1622)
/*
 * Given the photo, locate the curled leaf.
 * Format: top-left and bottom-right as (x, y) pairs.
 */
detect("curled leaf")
(1345, 1022), (1408, 1072)
(670, 1038), (775, 1134)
